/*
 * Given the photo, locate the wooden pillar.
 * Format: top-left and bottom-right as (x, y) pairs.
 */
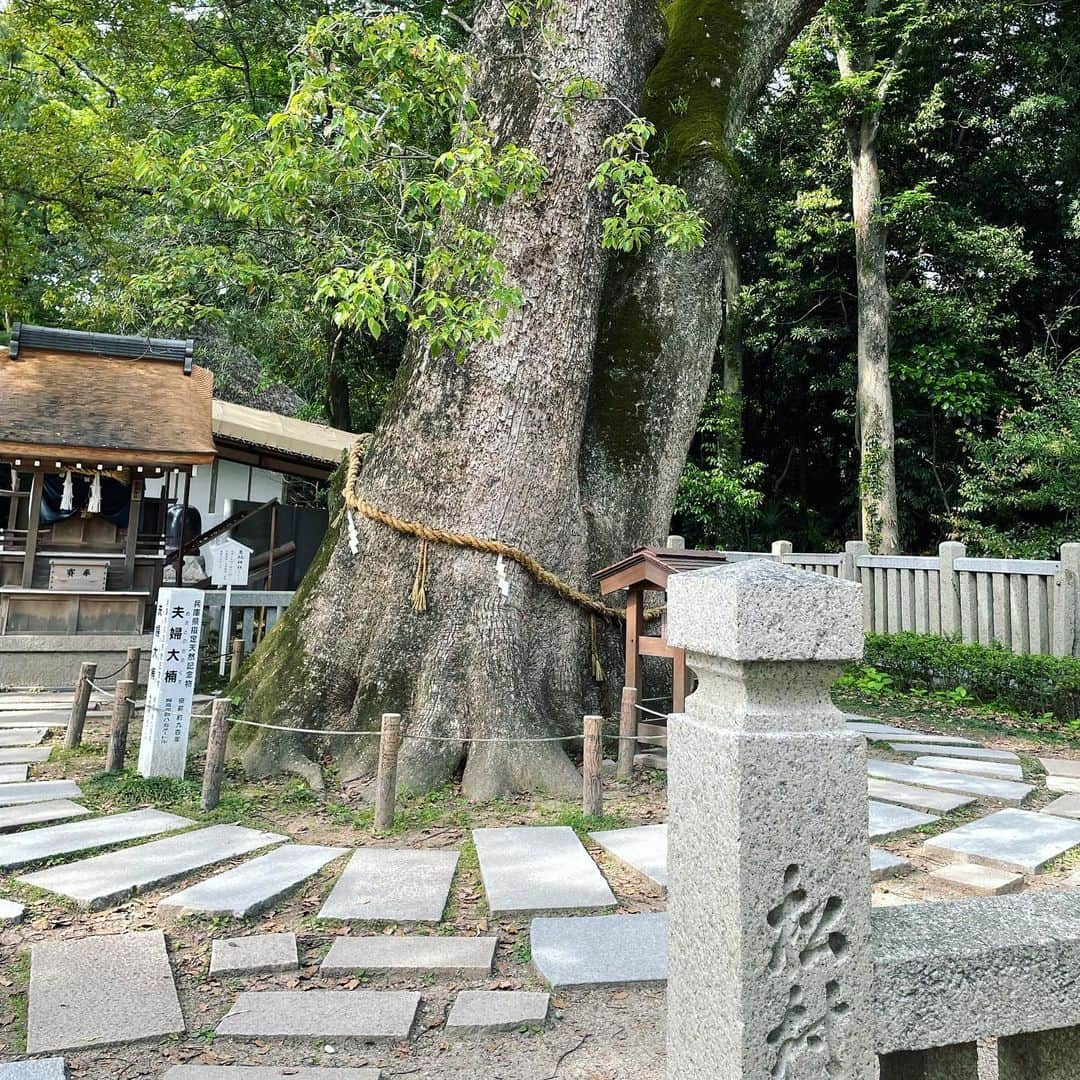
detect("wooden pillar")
(617, 686), (638, 780)
(65, 662), (96, 749)
(672, 646), (689, 712)
(21, 467), (44, 588)
(124, 646), (141, 687)
(201, 698), (232, 811)
(105, 680), (134, 772)
(582, 714), (603, 817)
(175, 469), (191, 580)
(123, 475), (143, 589)
(374, 712), (402, 831)
(625, 588), (644, 695)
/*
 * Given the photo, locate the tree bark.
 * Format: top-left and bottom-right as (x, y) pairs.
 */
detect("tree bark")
(848, 112), (900, 553)
(326, 328), (353, 432)
(720, 234), (744, 466)
(233, 0), (664, 801)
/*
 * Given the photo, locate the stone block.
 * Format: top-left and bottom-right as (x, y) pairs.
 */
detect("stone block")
(868, 760), (1033, 803)
(868, 779), (975, 814)
(0, 731), (46, 747)
(889, 744), (1019, 763)
(912, 756), (1023, 780)
(162, 1070), (380, 1079)
(1046, 775), (1080, 795)
(26, 930), (183, 1053)
(215, 991), (419, 1039)
(589, 823), (667, 887)
(0, 1060), (67, 1079)
(444, 991), (549, 1035)
(0, 747), (52, 765)
(531, 912), (667, 989)
(0, 781), (82, 806)
(879, 1043), (980, 1079)
(667, 558), (863, 663)
(209, 933), (298, 976)
(472, 827), (614, 915)
(998, 1025), (1080, 1079)
(873, 891), (1080, 1052)
(0, 809), (192, 870)
(928, 864), (1024, 896)
(0, 764), (29, 783)
(925, 809), (1080, 874)
(869, 800), (938, 838)
(317, 848), (458, 922)
(160, 843), (347, 918)
(1040, 758), (1080, 779)
(320, 935), (495, 976)
(870, 849), (912, 883)
(0, 800), (90, 833)
(0, 897), (25, 922)
(1042, 794), (1080, 820)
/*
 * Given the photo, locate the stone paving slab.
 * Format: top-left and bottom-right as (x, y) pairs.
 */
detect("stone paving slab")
(161, 843), (347, 918)
(870, 849), (912, 882)
(531, 911), (667, 989)
(0, 898), (25, 922)
(925, 808), (1080, 873)
(164, 1070), (381, 1079)
(1041, 757), (1080, 778)
(0, 731), (46, 748)
(215, 991), (420, 1039)
(210, 933), (298, 976)
(867, 759), (1033, 802)
(868, 800), (938, 838)
(18, 824), (285, 909)
(1046, 775), (1080, 794)
(0, 800), (90, 833)
(0, 747), (51, 765)
(0, 809), (192, 870)
(0, 1059), (67, 1079)
(928, 863), (1024, 896)
(1041, 794), (1080, 820)
(889, 743), (1019, 762)
(0, 764), (29, 783)
(0, 781), (82, 806)
(318, 848), (458, 922)
(867, 778), (975, 813)
(589, 824), (667, 888)
(27, 929), (183, 1053)
(321, 935), (496, 976)
(444, 990), (549, 1035)
(847, 723), (977, 746)
(473, 826), (616, 915)
(912, 755), (1024, 780)
(0, 712), (69, 726)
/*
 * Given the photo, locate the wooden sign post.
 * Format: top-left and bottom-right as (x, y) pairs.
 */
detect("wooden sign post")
(209, 538), (252, 676)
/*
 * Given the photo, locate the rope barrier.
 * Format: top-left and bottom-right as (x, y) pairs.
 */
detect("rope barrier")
(86, 679), (115, 699)
(633, 701), (670, 718)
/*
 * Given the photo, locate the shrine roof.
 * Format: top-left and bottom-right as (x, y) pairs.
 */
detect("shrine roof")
(594, 547), (730, 594)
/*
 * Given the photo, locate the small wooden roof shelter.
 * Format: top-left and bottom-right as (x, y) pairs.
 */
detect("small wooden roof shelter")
(595, 544), (729, 713)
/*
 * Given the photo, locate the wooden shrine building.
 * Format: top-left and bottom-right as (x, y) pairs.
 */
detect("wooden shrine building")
(0, 324), (216, 687)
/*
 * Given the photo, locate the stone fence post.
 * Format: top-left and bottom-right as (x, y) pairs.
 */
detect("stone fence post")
(938, 541), (966, 637)
(665, 559), (874, 1080)
(771, 539), (793, 562)
(1053, 543), (1080, 658)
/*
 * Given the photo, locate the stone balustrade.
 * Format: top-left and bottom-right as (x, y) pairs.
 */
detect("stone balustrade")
(664, 557), (1080, 1080)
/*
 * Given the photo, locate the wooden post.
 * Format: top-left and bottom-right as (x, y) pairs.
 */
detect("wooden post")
(583, 714), (603, 817)
(105, 679), (134, 772)
(617, 687), (638, 780)
(123, 475), (143, 589)
(124, 646), (141, 688)
(625, 588), (644, 695)
(374, 712), (402, 831)
(65, 661), (96, 750)
(230, 637), (244, 682)
(201, 698), (232, 812)
(21, 467), (44, 588)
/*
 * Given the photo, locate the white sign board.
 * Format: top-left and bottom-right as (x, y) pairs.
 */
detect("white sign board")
(210, 538), (252, 587)
(137, 587), (204, 779)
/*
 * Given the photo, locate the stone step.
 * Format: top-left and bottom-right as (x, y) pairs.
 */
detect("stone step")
(925, 808), (1080, 874)
(215, 990), (420, 1039)
(867, 759), (1033, 803)
(868, 800), (938, 838)
(0, 747), (52, 765)
(928, 863), (1024, 896)
(531, 911), (667, 989)
(0, 780), (82, 806)
(0, 712), (70, 726)
(321, 935), (496, 976)
(318, 848), (458, 922)
(1041, 794), (1080, 820)
(0, 799), (91, 833)
(27, 929), (184, 1053)
(445, 990), (549, 1035)
(0, 1058), (67, 1079)
(163, 1070), (381, 1079)
(888, 743), (1019, 763)
(160, 843), (347, 918)
(870, 849), (912, 882)
(0, 808), (192, 870)
(473, 826), (616, 915)
(18, 824), (285, 909)
(1040, 757), (1080, 779)
(210, 933), (298, 976)
(589, 823), (667, 888)
(848, 723), (977, 746)
(0, 764), (29, 783)
(0, 898), (25, 923)
(867, 778), (975, 814)
(0, 730), (46, 748)
(912, 755), (1023, 780)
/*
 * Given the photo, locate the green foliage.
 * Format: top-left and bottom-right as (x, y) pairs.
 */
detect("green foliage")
(835, 664), (894, 696)
(952, 314), (1080, 557)
(862, 632), (1080, 723)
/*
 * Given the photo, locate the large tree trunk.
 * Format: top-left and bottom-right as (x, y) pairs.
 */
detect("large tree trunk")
(848, 112), (900, 553)
(720, 234), (744, 466)
(233, 0), (664, 801)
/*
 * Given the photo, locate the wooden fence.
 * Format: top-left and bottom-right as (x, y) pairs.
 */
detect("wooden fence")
(715, 541), (1080, 658)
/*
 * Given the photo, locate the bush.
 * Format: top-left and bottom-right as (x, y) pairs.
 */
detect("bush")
(861, 632), (1080, 722)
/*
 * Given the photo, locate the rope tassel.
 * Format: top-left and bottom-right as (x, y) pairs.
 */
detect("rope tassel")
(411, 538), (429, 613)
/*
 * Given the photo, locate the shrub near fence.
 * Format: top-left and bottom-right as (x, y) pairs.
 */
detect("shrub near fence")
(716, 540), (1080, 659)
(862, 632), (1080, 724)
